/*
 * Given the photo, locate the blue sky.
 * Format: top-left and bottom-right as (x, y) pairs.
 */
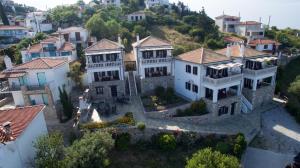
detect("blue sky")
(13, 0), (300, 29)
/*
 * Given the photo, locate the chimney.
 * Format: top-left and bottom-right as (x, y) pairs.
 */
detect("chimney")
(4, 56), (13, 70)
(118, 35), (122, 45)
(136, 34), (140, 44)
(240, 44), (245, 57)
(226, 44), (231, 58)
(2, 121), (12, 135)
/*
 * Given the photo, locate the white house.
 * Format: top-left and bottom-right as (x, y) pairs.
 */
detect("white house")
(236, 21), (265, 40)
(25, 11), (53, 33)
(0, 57), (71, 107)
(0, 25), (29, 48)
(215, 14), (241, 33)
(126, 11), (146, 22)
(216, 45), (278, 111)
(52, 27), (89, 49)
(248, 39), (280, 53)
(132, 36), (174, 94)
(145, 0), (169, 9)
(99, 0), (121, 7)
(21, 36), (77, 63)
(175, 48), (243, 117)
(0, 105), (48, 168)
(85, 38), (126, 99)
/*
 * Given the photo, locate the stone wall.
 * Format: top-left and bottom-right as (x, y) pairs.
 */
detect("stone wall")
(90, 80), (126, 100)
(139, 76), (174, 94)
(204, 96), (242, 118)
(242, 85), (275, 110)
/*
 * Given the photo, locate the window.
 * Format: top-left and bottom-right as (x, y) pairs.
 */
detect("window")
(192, 84), (198, 93)
(156, 50), (167, 58)
(218, 106), (229, 116)
(263, 45), (268, 49)
(186, 65), (191, 73)
(142, 51), (153, 59)
(244, 78), (253, 89)
(193, 66), (198, 75)
(96, 86), (104, 95)
(185, 82), (191, 90)
(91, 54), (103, 63)
(131, 16), (134, 21)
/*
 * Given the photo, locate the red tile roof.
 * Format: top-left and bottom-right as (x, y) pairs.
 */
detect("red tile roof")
(133, 36), (172, 48)
(248, 39), (281, 46)
(0, 71), (26, 79)
(0, 105), (45, 143)
(28, 43), (42, 53)
(85, 39), (124, 53)
(59, 42), (75, 51)
(176, 48), (231, 64)
(41, 36), (59, 43)
(215, 45), (267, 58)
(14, 58), (68, 70)
(124, 52), (136, 62)
(224, 36), (244, 43)
(0, 25), (28, 30)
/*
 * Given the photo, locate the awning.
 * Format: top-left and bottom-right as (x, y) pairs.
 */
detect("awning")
(251, 57), (278, 62)
(209, 62), (243, 70)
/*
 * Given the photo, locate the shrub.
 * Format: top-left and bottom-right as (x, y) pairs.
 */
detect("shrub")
(215, 142), (231, 154)
(233, 133), (247, 158)
(175, 99), (207, 117)
(165, 87), (175, 102)
(137, 122), (146, 131)
(155, 86), (165, 98)
(158, 133), (176, 151)
(115, 133), (131, 150)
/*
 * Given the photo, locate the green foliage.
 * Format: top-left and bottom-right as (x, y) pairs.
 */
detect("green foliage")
(157, 133), (177, 151)
(288, 76), (300, 100)
(175, 99), (207, 117)
(49, 5), (82, 27)
(232, 133), (247, 158)
(58, 86), (74, 120)
(34, 132), (65, 168)
(85, 13), (107, 40)
(133, 25), (150, 38)
(155, 86), (165, 98)
(64, 131), (114, 168)
(185, 148), (240, 168)
(68, 62), (83, 88)
(115, 133), (131, 150)
(215, 142), (231, 154)
(205, 38), (226, 50)
(137, 122), (146, 131)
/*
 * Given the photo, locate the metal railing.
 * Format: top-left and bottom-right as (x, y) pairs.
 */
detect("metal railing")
(87, 61), (122, 68)
(243, 66), (277, 76)
(141, 57), (172, 64)
(203, 74), (243, 86)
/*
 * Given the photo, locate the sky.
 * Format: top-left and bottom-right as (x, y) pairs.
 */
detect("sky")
(12, 0), (300, 29)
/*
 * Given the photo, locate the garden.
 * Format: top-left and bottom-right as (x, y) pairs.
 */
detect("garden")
(141, 86), (188, 112)
(174, 99), (208, 117)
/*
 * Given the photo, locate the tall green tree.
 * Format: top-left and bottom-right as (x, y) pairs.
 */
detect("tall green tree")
(85, 13), (107, 40)
(0, 1), (9, 25)
(185, 148), (240, 168)
(68, 62), (84, 88)
(58, 86), (74, 120)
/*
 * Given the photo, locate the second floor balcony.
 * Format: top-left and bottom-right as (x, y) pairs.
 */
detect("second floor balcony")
(141, 57), (172, 65)
(87, 61), (122, 69)
(203, 73), (243, 87)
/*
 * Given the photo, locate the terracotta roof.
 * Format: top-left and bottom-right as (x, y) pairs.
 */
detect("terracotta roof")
(224, 36), (244, 43)
(85, 39), (124, 53)
(13, 58), (68, 70)
(216, 45), (267, 58)
(28, 43), (42, 53)
(41, 36), (59, 43)
(0, 25), (28, 30)
(0, 105), (45, 143)
(0, 71), (26, 79)
(53, 27), (87, 35)
(176, 48), (231, 64)
(59, 42), (75, 51)
(248, 39), (281, 46)
(124, 52), (136, 62)
(133, 36), (172, 48)
(239, 21), (261, 25)
(215, 15), (240, 20)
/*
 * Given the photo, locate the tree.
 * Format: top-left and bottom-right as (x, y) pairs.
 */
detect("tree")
(34, 132), (65, 168)
(133, 25), (149, 38)
(64, 131), (114, 168)
(85, 13), (108, 40)
(0, 1), (9, 25)
(69, 61), (84, 88)
(185, 148), (240, 168)
(49, 5), (81, 27)
(105, 19), (121, 39)
(58, 85), (74, 120)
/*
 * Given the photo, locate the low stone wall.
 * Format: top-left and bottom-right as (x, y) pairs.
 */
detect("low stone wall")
(144, 102), (192, 119)
(90, 80), (126, 100)
(140, 76), (174, 94)
(242, 85), (275, 110)
(204, 96), (242, 117)
(168, 114), (212, 124)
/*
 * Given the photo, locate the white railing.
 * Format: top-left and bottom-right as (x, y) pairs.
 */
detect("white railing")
(243, 66), (277, 76)
(141, 57), (172, 64)
(87, 61), (122, 68)
(203, 74), (243, 86)
(241, 95), (253, 113)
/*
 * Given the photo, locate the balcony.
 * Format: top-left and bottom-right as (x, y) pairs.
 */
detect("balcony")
(94, 76), (120, 82)
(243, 66), (277, 77)
(70, 37), (83, 42)
(141, 57), (172, 65)
(87, 61), (122, 69)
(203, 74), (243, 87)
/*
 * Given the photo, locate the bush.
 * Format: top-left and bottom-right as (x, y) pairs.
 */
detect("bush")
(155, 86), (165, 98)
(215, 142), (231, 154)
(158, 133), (177, 151)
(137, 122), (146, 131)
(115, 133), (131, 150)
(232, 133), (247, 158)
(175, 99), (207, 117)
(165, 87), (175, 103)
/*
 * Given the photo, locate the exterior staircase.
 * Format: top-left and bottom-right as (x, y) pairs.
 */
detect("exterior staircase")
(128, 71), (137, 96)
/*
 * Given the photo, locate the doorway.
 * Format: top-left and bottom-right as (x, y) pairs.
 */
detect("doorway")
(231, 102), (236, 115)
(110, 85), (118, 97)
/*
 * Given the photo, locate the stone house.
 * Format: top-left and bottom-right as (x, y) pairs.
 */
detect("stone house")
(0, 56), (72, 107)
(0, 105), (48, 168)
(145, 0), (169, 9)
(132, 36), (174, 94)
(216, 44), (278, 111)
(21, 36), (77, 63)
(85, 38), (126, 100)
(248, 39), (281, 54)
(99, 0), (121, 7)
(174, 48), (243, 117)
(126, 11), (146, 22)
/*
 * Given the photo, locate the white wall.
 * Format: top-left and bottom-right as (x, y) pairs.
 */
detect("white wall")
(0, 111), (48, 168)
(29, 94), (44, 104)
(12, 91), (25, 106)
(256, 44), (273, 51)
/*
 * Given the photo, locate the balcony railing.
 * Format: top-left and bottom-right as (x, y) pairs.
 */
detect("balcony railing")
(203, 74), (243, 86)
(0, 82), (21, 93)
(94, 76), (120, 82)
(87, 61), (122, 69)
(243, 66), (277, 77)
(141, 57), (172, 64)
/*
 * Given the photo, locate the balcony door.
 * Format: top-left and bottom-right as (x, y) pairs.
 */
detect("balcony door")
(110, 85), (118, 97)
(37, 72), (47, 86)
